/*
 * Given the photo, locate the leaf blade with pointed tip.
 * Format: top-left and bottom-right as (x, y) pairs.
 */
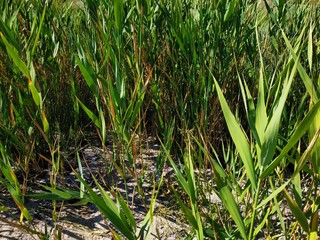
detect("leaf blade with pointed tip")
(214, 78), (256, 189)
(283, 189), (309, 233)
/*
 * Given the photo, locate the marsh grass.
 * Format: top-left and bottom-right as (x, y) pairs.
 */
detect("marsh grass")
(0, 0), (320, 239)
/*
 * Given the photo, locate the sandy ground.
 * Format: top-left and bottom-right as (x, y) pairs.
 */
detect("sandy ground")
(0, 136), (213, 239)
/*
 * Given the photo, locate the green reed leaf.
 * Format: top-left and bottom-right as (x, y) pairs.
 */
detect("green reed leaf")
(42, 111), (49, 133)
(38, 185), (74, 199)
(308, 23), (313, 72)
(257, 179), (290, 209)
(31, 4), (46, 57)
(260, 54), (298, 167)
(28, 79), (41, 107)
(294, 127), (320, 178)
(172, 187), (198, 230)
(284, 189), (309, 233)
(95, 180), (135, 239)
(261, 99), (320, 179)
(0, 32), (30, 79)
(117, 192), (136, 230)
(114, 0), (124, 30)
(76, 97), (101, 129)
(167, 151), (191, 198)
(76, 152), (84, 199)
(255, 25), (268, 150)
(214, 78), (256, 189)
(0, 19), (20, 51)
(75, 172), (136, 240)
(224, 0), (238, 22)
(75, 56), (98, 97)
(282, 29), (318, 102)
(309, 110), (320, 174)
(214, 167), (247, 240)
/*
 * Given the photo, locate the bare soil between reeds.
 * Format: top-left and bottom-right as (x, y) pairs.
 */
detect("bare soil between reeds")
(0, 135), (299, 240)
(0, 137), (196, 240)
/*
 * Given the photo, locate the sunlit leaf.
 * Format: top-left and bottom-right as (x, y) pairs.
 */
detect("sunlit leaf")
(0, 32), (30, 78)
(214, 78), (256, 189)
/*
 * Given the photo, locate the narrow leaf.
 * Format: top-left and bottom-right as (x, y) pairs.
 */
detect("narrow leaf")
(114, 0), (124, 30)
(283, 189), (309, 233)
(41, 109), (49, 133)
(28, 79), (41, 107)
(214, 167), (247, 240)
(308, 23), (313, 72)
(0, 32), (30, 78)
(257, 179), (290, 209)
(214, 79), (256, 189)
(117, 192), (136, 230)
(172, 188), (198, 230)
(75, 56), (98, 97)
(260, 53), (299, 166)
(75, 173), (135, 240)
(282, 30), (318, 102)
(76, 97), (101, 129)
(261, 99), (320, 179)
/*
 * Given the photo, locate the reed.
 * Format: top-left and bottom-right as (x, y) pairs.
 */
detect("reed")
(0, 0), (319, 239)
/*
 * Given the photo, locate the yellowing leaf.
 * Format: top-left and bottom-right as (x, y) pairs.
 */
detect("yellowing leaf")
(28, 79), (41, 107)
(42, 109), (49, 133)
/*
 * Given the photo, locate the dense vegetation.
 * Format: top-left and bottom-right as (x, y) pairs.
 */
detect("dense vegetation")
(0, 0), (320, 239)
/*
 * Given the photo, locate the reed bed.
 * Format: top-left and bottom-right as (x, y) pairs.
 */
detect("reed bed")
(0, 0), (320, 239)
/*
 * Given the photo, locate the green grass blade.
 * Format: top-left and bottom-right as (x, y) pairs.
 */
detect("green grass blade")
(76, 97), (101, 129)
(224, 0), (238, 22)
(75, 56), (98, 97)
(26, 193), (69, 201)
(31, 4), (46, 57)
(255, 25), (268, 149)
(172, 188), (198, 230)
(309, 110), (320, 174)
(41, 109), (49, 133)
(168, 155), (191, 197)
(0, 32), (30, 79)
(38, 185), (74, 199)
(138, 182), (157, 239)
(28, 79), (41, 107)
(0, 144), (32, 222)
(113, 0), (124, 30)
(162, 141), (191, 197)
(75, 172), (136, 240)
(269, 178), (286, 235)
(253, 207), (270, 237)
(185, 142), (196, 203)
(76, 152), (84, 199)
(294, 127), (320, 178)
(308, 22), (313, 72)
(283, 189), (309, 233)
(0, 32), (43, 107)
(213, 167), (247, 240)
(261, 99), (320, 179)
(257, 179), (290, 209)
(214, 78), (256, 189)
(117, 192), (136, 230)
(0, 19), (20, 51)
(99, 108), (106, 144)
(282, 30), (318, 102)
(260, 53), (299, 167)
(95, 181), (135, 239)
(238, 76), (261, 147)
